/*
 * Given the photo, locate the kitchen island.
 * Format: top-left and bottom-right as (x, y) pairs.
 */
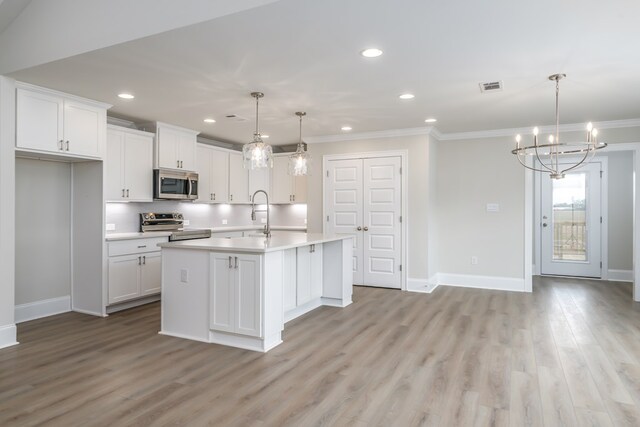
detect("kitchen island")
(158, 233), (353, 352)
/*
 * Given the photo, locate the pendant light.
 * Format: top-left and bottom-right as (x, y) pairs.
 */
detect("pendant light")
(511, 74), (607, 179)
(288, 112), (311, 176)
(243, 92), (273, 169)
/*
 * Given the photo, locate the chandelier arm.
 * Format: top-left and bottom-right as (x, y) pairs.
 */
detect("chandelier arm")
(533, 143), (557, 173)
(559, 145), (594, 175)
(516, 151), (550, 173)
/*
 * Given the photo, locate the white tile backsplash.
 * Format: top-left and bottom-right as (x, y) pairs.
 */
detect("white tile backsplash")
(105, 202), (307, 232)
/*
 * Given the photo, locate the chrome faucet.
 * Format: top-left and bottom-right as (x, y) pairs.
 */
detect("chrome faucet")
(251, 190), (271, 238)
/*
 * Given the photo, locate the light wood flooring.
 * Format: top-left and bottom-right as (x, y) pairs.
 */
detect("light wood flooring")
(2, 277), (640, 426)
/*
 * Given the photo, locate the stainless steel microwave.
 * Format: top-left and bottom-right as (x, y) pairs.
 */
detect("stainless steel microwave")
(153, 169), (198, 200)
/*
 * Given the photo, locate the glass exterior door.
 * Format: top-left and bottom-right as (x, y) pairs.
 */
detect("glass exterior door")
(540, 162), (602, 278)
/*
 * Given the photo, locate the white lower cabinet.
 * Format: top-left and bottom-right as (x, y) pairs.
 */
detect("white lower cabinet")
(210, 253), (262, 337)
(107, 237), (165, 304)
(296, 244), (323, 306)
(282, 249), (297, 311)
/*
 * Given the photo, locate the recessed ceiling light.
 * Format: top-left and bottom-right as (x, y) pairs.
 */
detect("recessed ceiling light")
(341, 126), (352, 131)
(118, 93), (135, 99)
(424, 118), (437, 123)
(203, 118), (216, 123)
(262, 134), (269, 138)
(399, 93), (415, 100)
(360, 48), (383, 58)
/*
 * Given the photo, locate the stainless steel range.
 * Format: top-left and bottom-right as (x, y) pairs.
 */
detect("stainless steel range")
(140, 212), (211, 241)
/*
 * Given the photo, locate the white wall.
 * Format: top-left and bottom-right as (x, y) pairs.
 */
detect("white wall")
(105, 201), (307, 233)
(607, 152), (634, 271)
(15, 158), (71, 305)
(0, 76), (16, 348)
(307, 134), (432, 281)
(437, 136), (525, 279)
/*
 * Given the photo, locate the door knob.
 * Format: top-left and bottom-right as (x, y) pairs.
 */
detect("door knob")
(363, 226), (369, 231)
(542, 223), (548, 227)
(357, 226), (362, 231)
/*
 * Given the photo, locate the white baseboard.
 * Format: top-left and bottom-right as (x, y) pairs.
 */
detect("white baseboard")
(0, 324), (18, 350)
(407, 276), (440, 294)
(15, 295), (71, 323)
(608, 269), (634, 282)
(437, 273), (526, 292)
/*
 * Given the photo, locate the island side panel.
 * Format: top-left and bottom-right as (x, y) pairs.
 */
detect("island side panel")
(263, 250), (284, 350)
(160, 248), (210, 342)
(321, 238), (353, 307)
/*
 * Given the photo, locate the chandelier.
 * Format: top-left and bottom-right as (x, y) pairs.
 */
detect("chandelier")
(511, 74), (607, 179)
(288, 112), (311, 176)
(243, 92), (273, 169)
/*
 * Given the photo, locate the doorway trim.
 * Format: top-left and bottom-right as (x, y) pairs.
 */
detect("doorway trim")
(526, 142), (640, 301)
(534, 157), (608, 279)
(322, 150), (408, 291)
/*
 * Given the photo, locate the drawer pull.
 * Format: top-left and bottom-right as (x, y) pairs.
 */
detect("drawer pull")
(137, 245), (147, 248)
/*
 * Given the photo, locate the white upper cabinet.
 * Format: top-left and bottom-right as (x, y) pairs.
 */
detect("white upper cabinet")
(271, 154), (307, 204)
(145, 122), (198, 171)
(16, 85), (109, 158)
(106, 126), (153, 202)
(196, 144), (230, 203)
(229, 152), (250, 203)
(248, 166), (271, 201)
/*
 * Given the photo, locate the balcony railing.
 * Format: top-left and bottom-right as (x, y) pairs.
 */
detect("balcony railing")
(553, 221), (587, 261)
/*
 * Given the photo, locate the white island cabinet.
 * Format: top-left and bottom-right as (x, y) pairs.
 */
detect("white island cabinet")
(159, 234), (353, 352)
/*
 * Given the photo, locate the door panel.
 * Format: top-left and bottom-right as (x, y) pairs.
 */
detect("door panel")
(363, 157), (402, 288)
(541, 162), (602, 278)
(108, 255), (140, 304)
(140, 252), (161, 295)
(229, 152), (250, 203)
(124, 133), (153, 201)
(235, 255), (262, 337)
(106, 129), (125, 201)
(158, 127), (179, 169)
(272, 156), (292, 204)
(210, 149), (229, 202)
(325, 159), (364, 284)
(210, 254), (234, 332)
(63, 100), (101, 157)
(196, 145), (212, 202)
(16, 89), (63, 152)
(296, 246), (312, 305)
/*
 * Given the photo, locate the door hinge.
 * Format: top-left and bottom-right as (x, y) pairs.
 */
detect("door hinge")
(399, 215), (402, 223)
(600, 261), (603, 268)
(399, 167), (402, 175)
(399, 264), (402, 272)
(326, 170), (329, 178)
(600, 170), (603, 178)
(600, 216), (603, 223)
(326, 215), (329, 222)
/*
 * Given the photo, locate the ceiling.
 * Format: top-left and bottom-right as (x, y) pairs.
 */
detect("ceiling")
(0, 0), (31, 35)
(8, 0), (640, 145)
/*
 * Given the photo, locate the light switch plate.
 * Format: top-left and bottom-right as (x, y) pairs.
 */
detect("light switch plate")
(486, 203), (500, 212)
(222, 219), (228, 225)
(183, 219), (190, 226)
(105, 223), (116, 231)
(180, 269), (189, 283)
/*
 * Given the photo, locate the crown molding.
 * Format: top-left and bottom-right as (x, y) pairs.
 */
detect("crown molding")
(436, 118), (640, 141)
(305, 126), (436, 144)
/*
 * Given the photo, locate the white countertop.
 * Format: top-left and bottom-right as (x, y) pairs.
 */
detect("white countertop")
(158, 233), (352, 253)
(105, 226), (306, 241)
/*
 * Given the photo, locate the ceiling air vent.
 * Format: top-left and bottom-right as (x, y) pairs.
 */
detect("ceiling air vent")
(224, 114), (248, 122)
(479, 81), (503, 93)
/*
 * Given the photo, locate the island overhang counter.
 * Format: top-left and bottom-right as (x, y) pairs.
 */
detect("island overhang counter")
(158, 233), (354, 352)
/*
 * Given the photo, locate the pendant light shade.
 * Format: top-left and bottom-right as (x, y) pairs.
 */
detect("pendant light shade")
(243, 92), (273, 169)
(288, 112), (311, 176)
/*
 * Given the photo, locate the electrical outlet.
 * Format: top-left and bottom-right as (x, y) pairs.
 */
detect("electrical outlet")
(261, 218), (267, 224)
(471, 256), (478, 265)
(486, 203), (500, 212)
(183, 219), (190, 226)
(180, 269), (189, 283)
(222, 219), (228, 225)
(105, 223), (116, 231)
(304, 218), (307, 224)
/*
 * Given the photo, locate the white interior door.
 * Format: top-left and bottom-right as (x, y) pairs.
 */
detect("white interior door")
(363, 157), (402, 288)
(541, 162), (602, 278)
(325, 159), (364, 284)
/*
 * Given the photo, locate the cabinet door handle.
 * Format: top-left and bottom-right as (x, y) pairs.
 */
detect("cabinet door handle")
(293, 195), (295, 202)
(122, 189), (125, 198)
(177, 160), (180, 168)
(230, 194), (233, 201)
(126, 189), (129, 198)
(213, 193), (216, 201)
(65, 140), (70, 151)
(180, 160), (183, 168)
(138, 256), (141, 265)
(363, 226), (369, 231)
(142, 255), (146, 265)
(234, 256), (238, 269)
(357, 226), (362, 231)
(228, 256), (232, 269)
(210, 193), (213, 201)
(59, 139), (64, 150)
(137, 245), (147, 248)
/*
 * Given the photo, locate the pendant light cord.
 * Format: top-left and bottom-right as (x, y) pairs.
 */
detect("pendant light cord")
(255, 95), (260, 136)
